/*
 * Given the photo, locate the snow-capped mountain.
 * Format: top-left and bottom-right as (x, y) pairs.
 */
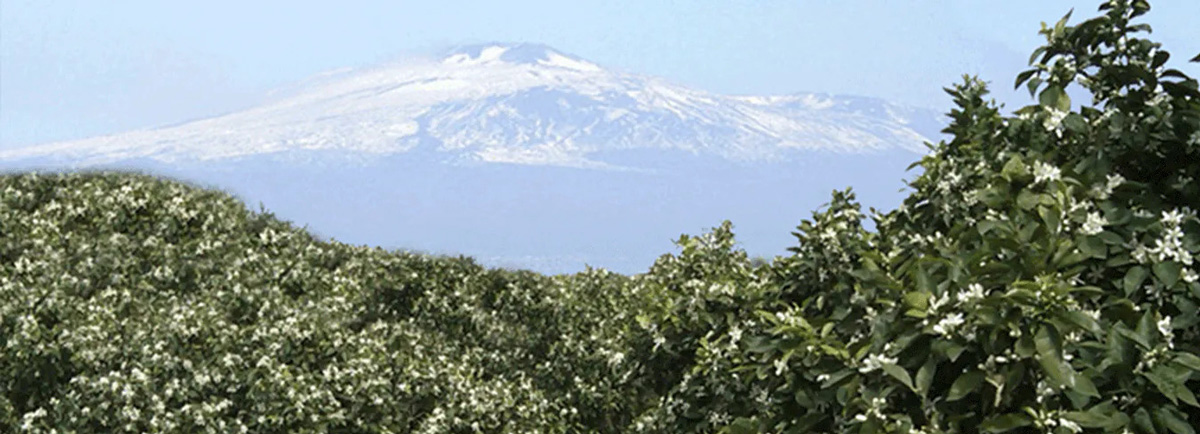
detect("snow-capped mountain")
(0, 43), (948, 274)
(0, 43), (942, 169)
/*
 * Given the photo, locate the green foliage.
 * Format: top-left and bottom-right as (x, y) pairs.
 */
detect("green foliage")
(3, 1), (1199, 432)
(639, 1), (1200, 432)
(1, 173), (647, 432)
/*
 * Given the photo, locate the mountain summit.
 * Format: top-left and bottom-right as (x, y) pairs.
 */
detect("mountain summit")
(1, 43), (943, 169)
(441, 43), (602, 72)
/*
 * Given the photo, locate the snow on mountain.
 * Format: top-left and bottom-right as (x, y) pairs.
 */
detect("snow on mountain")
(0, 42), (943, 169)
(443, 43), (603, 72)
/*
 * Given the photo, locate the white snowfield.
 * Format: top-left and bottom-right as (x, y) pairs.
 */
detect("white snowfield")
(1, 43), (941, 168)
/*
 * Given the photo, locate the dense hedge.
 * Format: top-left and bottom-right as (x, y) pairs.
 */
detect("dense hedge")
(3, 1), (1199, 432)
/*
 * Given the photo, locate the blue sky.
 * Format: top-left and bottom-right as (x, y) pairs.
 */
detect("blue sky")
(2, 0), (1198, 149)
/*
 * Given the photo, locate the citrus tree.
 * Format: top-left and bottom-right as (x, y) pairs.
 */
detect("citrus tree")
(635, 1), (1200, 432)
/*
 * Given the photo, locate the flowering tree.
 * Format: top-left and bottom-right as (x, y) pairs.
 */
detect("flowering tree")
(637, 1), (1200, 432)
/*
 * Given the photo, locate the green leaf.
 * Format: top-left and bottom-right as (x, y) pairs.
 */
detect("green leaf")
(1015, 69), (1038, 89)
(1155, 406), (1195, 434)
(1178, 385), (1200, 408)
(1055, 10), (1073, 33)
(1059, 310), (1101, 334)
(904, 291), (930, 312)
(745, 335), (776, 354)
(948, 369), (986, 401)
(1035, 324), (1075, 388)
(1069, 402), (1133, 429)
(1124, 266), (1150, 296)
(916, 266), (937, 294)
(789, 413), (826, 433)
(1039, 85), (1071, 111)
(1162, 69), (1190, 79)
(934, 339), (967, 362)
(1079, 235), (1107, 258)
(1062, 410), (1113, 428)
(1072, 372), (1100, 398)
(820, 369), (855, 388)
(1027, 77), (1044, 98)
(1002, 156), (1029, 182)
(1017, 190), (1040, 210)
(1115, 323), (1152, 351)
(916, 358), (937, 397)
(1015, 332), (1036, 358)
(1152, 51), (1171, 69)
(1069, 285), (1104, 296)
(859, 416), (882, 434)
(1099, 230), (1124, 245)
(882, 363), (915, 391)
(721, 418), (758, 434)
(1146, 365), (1191, 405)
(980, 185), (1010, 208)
(1028, 47), (1048, 66)
(1175, 353), (1200, 371)
(978, 219), (1002, 235)
(1154, 261), (1182, 287)
(1134, 407), (1158, 434)
(1063, 113), (1089, 133)
(1137, 311), (1156, 346)
(980, 413), (1034, 433)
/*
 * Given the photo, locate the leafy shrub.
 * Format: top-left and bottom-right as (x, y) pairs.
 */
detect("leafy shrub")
(0, 172), (649, 432)
(635, 1), (1200, 432)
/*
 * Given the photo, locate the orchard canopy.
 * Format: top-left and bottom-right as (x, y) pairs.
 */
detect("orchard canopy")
(2, 0), (1199, 433)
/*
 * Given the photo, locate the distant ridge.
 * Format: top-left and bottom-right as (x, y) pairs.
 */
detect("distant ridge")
(1, 42), (943, 169)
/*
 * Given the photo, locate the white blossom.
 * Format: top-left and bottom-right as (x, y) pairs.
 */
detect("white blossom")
(957, 283), (986, 304)
(859, 353), (897, 373)
(1096, 173), (1125, 199)
(774, 358), (789, 376)
(854, 396), (888, 422)
(1158, 316), (1174, 349)
(728, 325), (743, 344)
(928, 291), (952, 313)
(1162, 209), (1186, 227)
(1059, 417), (1083, 433)
(1043, 109), (1068, 136)
(933, 313), (965, 336)
(1081, 212), (1107, 235)
(1033, 161), (1061, 185)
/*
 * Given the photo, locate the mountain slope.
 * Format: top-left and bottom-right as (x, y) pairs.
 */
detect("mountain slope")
(0, 43), (942, 169)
